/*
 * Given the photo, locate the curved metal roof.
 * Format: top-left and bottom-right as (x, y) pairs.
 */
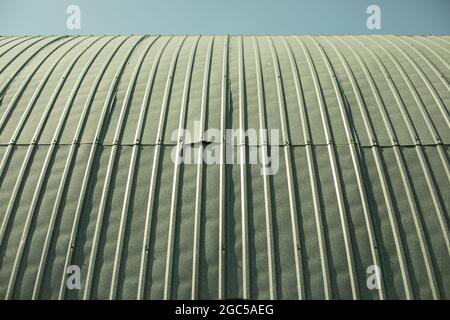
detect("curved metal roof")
(0, 35), (448, 300)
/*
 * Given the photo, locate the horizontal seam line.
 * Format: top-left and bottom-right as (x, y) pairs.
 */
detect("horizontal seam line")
(0, 143), (448, 148)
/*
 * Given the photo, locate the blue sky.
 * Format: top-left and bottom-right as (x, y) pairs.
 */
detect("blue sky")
(0, 0), (449, 35)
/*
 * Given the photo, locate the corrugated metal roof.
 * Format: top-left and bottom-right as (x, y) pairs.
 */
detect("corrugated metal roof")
(0, 35), (448, 300)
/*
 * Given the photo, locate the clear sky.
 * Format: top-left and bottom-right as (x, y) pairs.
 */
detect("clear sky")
(0, 0), (449, 35)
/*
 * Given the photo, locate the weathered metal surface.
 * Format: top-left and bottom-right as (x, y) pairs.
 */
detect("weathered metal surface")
(0, 35), (448, 299)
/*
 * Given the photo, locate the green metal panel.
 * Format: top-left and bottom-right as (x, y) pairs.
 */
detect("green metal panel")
(0, 35), (448, 299)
